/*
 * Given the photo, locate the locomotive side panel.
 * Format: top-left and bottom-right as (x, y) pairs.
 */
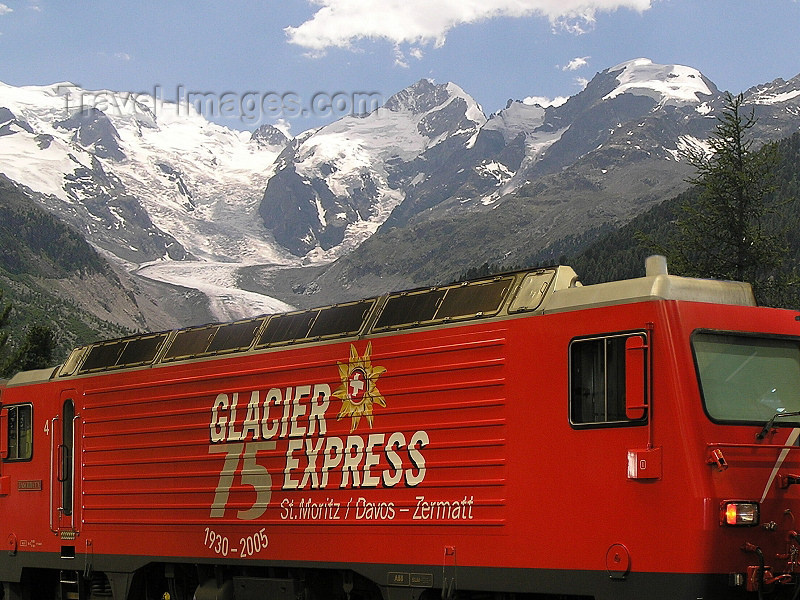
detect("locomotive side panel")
(77, 327), (509, 570)
(0, 301), (721, 599)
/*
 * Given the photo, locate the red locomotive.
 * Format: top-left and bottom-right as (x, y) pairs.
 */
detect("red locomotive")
(2, 256), (800, 600)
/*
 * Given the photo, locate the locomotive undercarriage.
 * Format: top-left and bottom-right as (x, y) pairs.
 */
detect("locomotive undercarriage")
(4, 564), (378, 600)
(8, 559), (799, 600)
(0, 560), (622, 600)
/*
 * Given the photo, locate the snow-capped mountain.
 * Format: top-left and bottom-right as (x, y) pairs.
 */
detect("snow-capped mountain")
(445, 59), (720, 209)
(745, 72), (800, 107)
(602, 58), (717, 105)
(368, 58), (794, 240)
(258, 79), (486, 257)
(2, 59), (800, 329)
(742, 72), (800, 139)
(0, 81), (295, 320)
(0, 82), (290, 265)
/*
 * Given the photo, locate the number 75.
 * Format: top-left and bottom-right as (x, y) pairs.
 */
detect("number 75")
(208, 442), (276, 520)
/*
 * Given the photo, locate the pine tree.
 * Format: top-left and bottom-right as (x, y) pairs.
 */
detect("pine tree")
(669, 92), (788, 303)
(6, 325), (56, 375)
(0, 289), (56, 378)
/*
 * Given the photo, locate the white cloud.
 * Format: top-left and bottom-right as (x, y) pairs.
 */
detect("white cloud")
(286, 0), (651, 51)
(552, 9), (596, 34)
(562, 56), (590, 71)
(393, 46), (409, 68)
(274, 118), (293, 138)
(393, 44), (425, 68)
(0, 3), (13, 15)
(114, 52), (132, 61)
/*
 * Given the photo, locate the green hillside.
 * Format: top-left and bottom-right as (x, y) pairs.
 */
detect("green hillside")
(0, 175), (131, 366)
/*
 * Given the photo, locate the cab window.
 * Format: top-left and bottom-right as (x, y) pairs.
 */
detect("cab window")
(693, 331), (800, 424)
(4, 404), (33, 461)
(569, 333), (647, 427)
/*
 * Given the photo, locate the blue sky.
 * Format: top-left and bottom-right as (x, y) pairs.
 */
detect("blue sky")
(0, 1), (798, 135)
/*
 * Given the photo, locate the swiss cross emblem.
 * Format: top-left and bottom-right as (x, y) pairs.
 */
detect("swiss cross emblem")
(348, 368), (368, 404)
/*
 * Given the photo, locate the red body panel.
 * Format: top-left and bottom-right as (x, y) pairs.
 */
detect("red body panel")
(2, 297), (800, 599)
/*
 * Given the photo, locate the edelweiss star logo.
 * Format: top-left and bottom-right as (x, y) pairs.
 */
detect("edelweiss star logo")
(333, 342), (386, 432)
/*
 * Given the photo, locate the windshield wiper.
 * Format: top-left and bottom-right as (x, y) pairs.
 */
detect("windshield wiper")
(756, 410), (800, 440)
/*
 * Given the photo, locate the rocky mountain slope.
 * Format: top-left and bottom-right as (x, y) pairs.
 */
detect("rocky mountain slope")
(0, 174), (212, 357)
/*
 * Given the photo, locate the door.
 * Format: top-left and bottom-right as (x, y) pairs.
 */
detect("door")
(51, 393), (80, 534)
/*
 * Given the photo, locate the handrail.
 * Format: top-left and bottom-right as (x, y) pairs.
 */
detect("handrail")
(707, 442), (800, 451)
(69, 413), (79, 533)
(49, 415), (58, 534)
(706, 441), (800, 473)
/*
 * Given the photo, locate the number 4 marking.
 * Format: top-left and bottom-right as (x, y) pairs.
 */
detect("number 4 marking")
(209, 442), (276, 520)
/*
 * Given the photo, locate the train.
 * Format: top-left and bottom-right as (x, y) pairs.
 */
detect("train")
(2, 255), (800, 600)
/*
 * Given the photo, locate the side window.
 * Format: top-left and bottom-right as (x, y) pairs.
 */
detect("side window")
(569, 333), (647, 427)
(4, 404), (33, 461)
